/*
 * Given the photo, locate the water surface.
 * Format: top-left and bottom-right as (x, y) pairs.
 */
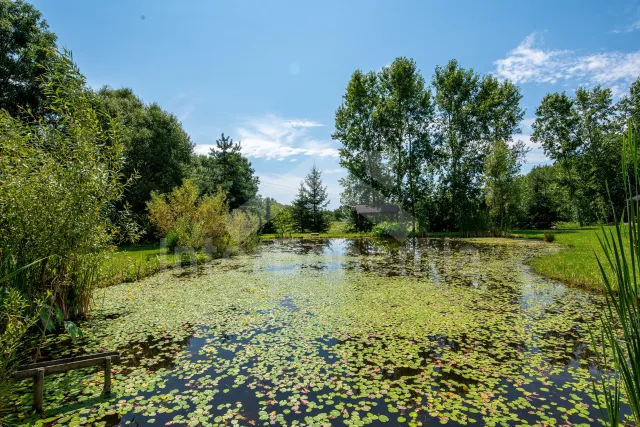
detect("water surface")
(10, 238), (628, 426)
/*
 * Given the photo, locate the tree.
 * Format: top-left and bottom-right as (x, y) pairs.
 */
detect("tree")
(334, 69), (389, 205)
(292, 183), (310, 232)
(532, 87), (622, 225)
(334, 58), (436, 233)
(532, 92), (583, 225)
(521, 164), (571, 229)
(377, 57), (435, 233)
(272, 206), (295, 237)
(432, 60), (524, 232)
(0, 0), (57, 118)
(195, 134), (259, 210)
(574, 86), (618, 221)
(291, 165), (330, 233)
(304, 165), (331, 232)
(483, 140), (528, 233)
(619, 76), (640, 132)
(94, 87), (194, 216)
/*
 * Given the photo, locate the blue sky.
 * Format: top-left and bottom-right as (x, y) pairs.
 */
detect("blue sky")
(34, 0), (640, 209)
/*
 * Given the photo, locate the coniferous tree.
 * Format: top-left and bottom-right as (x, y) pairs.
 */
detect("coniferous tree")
(292, 183), (310, 232)
(194, 134), (259, 210)
(304, 165), (331, 232)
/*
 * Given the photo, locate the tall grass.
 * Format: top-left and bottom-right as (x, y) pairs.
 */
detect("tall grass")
(594, 120), (640, 426)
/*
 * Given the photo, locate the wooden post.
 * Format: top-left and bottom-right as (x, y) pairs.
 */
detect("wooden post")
(103, 356), (112, 394)
(34, 368), (44, 413)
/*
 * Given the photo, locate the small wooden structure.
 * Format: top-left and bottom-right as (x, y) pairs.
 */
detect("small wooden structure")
(14, 351), (120, 412)
(353, 204), (400, 231)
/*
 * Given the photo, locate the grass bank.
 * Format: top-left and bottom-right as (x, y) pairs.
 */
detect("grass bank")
(512, 226), (616, 292)
(100, 243), (170, 287)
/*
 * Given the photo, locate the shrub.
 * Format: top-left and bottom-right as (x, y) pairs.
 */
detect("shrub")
(272, 206), (295, 237)
(543, 231), (556, 242)
(0, 49), (128, 319)
(227, 210), (260, 252)
(371, 221), (408, 239)
(147, 180), (229, 252)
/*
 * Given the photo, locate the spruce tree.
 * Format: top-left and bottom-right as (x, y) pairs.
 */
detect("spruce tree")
(303, 165), (330, 233)
(292, 183), (310, 232)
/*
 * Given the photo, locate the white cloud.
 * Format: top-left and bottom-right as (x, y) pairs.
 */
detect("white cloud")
(289, 158), (298, 162)
(322, 168), (345, 174)
(495, 32), (640, 91)
(194, 144), (211, 155)
(193, 114), (339, 159)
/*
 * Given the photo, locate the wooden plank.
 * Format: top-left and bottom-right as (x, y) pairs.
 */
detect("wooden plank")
(34, 368), (44, 413)
(14, 355), (121, 380)
(17, 351), (120, 371)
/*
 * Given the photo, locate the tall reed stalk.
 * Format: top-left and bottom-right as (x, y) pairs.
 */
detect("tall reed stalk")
(594, 120), (640, 426)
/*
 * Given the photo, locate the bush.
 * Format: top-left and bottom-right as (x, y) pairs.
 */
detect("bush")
(371, 221), (408, 239)
(164, 229), (180, 252)
(0, 50), (128, 319)
(227, 210), (260, 252)
(543, 231), (556, 242)
(147, 180), (229, 253)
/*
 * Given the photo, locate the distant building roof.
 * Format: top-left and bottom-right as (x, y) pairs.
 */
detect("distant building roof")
(353, 204), (400, 215)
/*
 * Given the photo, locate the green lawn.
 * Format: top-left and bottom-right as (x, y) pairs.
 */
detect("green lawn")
(100, 242), (170, 287)
(512, 226), (620, 292)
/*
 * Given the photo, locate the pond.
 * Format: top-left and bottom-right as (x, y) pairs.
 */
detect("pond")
(10, 238), (630, 426)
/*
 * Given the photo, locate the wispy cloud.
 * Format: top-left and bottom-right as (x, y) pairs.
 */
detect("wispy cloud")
(494, 32), (640, 92)
(179, 103), (195, 122)
(194, 114), (338, 159)
(613, 18), (640, 33)
(322, 168), (345, 174)
(237, 115), (338, 159)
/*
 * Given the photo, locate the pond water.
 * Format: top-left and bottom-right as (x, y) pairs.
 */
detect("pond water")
(10, 238), (630, 426)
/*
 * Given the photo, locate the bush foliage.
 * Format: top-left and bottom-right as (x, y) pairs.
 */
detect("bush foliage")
(0, 50), (127, 319)
(147, 180), (260, 254)
(371, 221), (408, 239)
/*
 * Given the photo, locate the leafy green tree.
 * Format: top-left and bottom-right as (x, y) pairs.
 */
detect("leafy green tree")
(574, 86), (618, 221)
(483, 140), (528, 233)
(0, 0), (57, 118)
(94, 87), (194, 216)
(195, 134), (259, 210)
(619, 76), (640, 131)
(334, 58), (436, 233)
(377, 57), (435, 233)
(272, 205), (295, 237)
(521, 164), (571, 229)
(532, 92), (583, 225)
(432, 60), (524, 232)
(334, 69), (389, 204)
(533, 87), (623, 225)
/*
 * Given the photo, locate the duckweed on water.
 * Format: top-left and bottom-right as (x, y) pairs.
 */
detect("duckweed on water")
(7, 238), (631, 426)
